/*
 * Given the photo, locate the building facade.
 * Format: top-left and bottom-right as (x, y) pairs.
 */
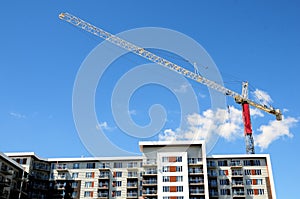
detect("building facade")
(0, 152), (27, 199)
(4, 141), (276, 199)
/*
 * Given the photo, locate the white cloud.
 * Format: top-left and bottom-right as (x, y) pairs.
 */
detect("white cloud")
(159, 106), (298, 151)
(9, 112), (26, 119)
(252, 89), (273, 105)
(255, 116), (298, 151)
(96, 121), (115, 131)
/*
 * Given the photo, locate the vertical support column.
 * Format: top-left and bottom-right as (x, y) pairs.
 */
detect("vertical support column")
(242, 103), (255, 154)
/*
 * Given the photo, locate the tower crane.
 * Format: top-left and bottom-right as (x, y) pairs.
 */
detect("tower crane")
(59, 12), (282, 154)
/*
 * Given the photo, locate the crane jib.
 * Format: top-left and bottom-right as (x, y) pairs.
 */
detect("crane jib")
(59, 12), (282, 121)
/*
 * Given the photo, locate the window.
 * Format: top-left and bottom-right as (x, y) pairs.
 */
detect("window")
(218, 160), (228, 166)
(258, 189), (264, 195)
(162, 156), (182, 162)
(246, 179), (252, 185)
(219, 179), (229, 185)
(85, 181), (94, 188)
(116, 191), (121, 196)
(163, 186), (170, 192)
(220, 189), (230, 195)
(86, 172), (94, 178)
(176, 176), (183, 182)
(127, 162), (137, 168)
(244, 159), (261, 166)
(218, 170), (228, 176)
(177, 186), (183, 192)
(72, 172), (78, 179)
(115, 171), (122, 177)
(84, 191), (93, 197)
(116, 181), (122, 187)
(162, 157), (169, 162)
(176, 166), (182, 172)
(244, 169), (251, 175)
(72, 191), (77, 198)
(163, 166), (169, 172)
(114, 162), (123, 168)
(72, 182), (78, 188)
(163, 176), (170, 182)
(57, 172), (66, 179)
(247, 189), (254, 195)
(254, 169), (262, 175)
(257, 179), (263, 185)
(73, 163), (80, 169)
(86, 163), (95, 169)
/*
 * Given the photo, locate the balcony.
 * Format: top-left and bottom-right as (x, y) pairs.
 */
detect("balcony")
(55, 164), (68, 171)
(99, 173), (110, 179)
(189, 178), (204, 185)
(142, 190), (157, 196)
(127, 192), (138, 198)
(232, 181), (244, 187)
(33, 162), (50, 171)
(190, 188), (205, 195)
(127, 182), (138, 188)
(0, 179), (11, 187)
(189, 168), (203, 175)
(143, 179), (157, 186)
(98, 183), (109, 189)
(0, 168), (13, 175)
(142, 159), (157, 166)
(232, 170), (243, 177)
(143, 170), (157, 176)
(232, 191), (245, 198)
(230, 161), (242, 168)
(188, 158), (202, 165)
(98, 192), (109, 198)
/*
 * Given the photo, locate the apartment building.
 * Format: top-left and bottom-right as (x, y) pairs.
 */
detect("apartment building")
(0, 152), (27, 199)
(4, 140), (276, 199)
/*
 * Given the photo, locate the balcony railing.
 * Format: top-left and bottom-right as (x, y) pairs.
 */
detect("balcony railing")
(189, 168), (203, 174)
(143, 180), (157, 185)
(143, 170), (157, 175)
(232, 181), (244, 186)
(127, 192), (138, 197)
(143, 159), (157, 166)
(142, 190), (157, 195)
(127, 183), (138, 188)
(188, 158), (202, 164)
(190, 189), (205, 194)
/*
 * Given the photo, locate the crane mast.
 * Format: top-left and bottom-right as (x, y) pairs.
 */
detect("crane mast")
(59, 12), (282, 154)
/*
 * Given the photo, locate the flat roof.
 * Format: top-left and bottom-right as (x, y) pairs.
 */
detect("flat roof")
(139, 140), (205, 152)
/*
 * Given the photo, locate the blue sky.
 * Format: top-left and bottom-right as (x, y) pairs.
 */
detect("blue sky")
(1, 1), (299, 198)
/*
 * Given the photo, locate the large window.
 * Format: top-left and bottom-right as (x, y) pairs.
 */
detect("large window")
(72, 172), (78, 179)
(73, 163), (80, 169)
(116, 181), (122, 187)
(219, 179), (229, 185)
(84, 191), (93, 197)
(86, 172), (94, 178)
(72, 182), (78, 188)
(162, 156), (182, 162)
(114, 162), (123, 168)
(220, 189), (230, 195)
(85, 181), (94, 188)
(163, 186), (170, 192)
(218, 160), (228, 166)
(86, 162), (95, 169)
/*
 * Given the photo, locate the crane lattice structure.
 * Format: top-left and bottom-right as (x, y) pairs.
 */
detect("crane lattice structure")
(59, 12), (282, 154)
